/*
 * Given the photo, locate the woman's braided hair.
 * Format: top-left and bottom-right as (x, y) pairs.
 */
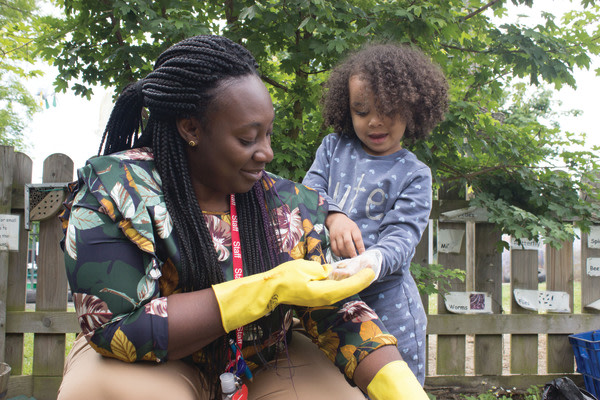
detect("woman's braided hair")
(98, 35), (282, 398)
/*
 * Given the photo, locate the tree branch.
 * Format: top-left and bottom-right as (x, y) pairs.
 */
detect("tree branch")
(461, 0), (502, 22)
(440, 43), (491, 54)
(260, 75), (288, 92)
(0, 38), (35, 58)
(0, 0), (29, 14)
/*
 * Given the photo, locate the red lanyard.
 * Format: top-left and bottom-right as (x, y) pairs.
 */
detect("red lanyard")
(230, 194), (243, 348)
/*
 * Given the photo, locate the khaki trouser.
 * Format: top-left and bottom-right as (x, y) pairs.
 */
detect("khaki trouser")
(58, 332), (366, 400)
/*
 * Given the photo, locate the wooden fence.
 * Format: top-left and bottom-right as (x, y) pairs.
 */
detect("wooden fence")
(1, 145), (599, 399)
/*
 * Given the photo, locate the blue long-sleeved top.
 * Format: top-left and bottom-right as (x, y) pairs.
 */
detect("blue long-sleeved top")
(303, 133), (432, 296)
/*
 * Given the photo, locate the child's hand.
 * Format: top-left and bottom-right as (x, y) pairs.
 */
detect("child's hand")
(328, 249), (382, 283)
(325, 212), (366, 258)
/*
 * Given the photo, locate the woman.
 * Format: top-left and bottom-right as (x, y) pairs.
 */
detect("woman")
(58, 35), (426, 400)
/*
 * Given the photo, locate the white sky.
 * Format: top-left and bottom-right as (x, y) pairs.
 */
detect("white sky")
(22, 1), (600, 182)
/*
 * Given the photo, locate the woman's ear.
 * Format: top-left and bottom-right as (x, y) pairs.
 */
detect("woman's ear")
(176, 117), (201, 145)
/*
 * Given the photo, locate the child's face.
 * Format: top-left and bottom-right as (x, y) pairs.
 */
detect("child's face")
(348, 75), (406, 156)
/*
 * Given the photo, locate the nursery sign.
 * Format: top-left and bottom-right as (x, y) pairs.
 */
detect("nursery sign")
(514, 289), (570, 313)
(439, 206), (490, 222)
(0, 214), (19, 251)
(587, 258), (600, 277)
(510, 237), (541, 250)
(438, 229), (464, 253)
(588, 226), (600, 249)
(444, 292), (492, 314)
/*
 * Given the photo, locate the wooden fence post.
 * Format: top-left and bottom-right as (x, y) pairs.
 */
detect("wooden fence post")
(437, 186), (467, 376)
(0, 146), (16, 362)
(546, 239), (575, 374)
(510, 243), (539, 374)
(32, 154), (73, 400)
(5, 152), (32, 374)
(474, 223), (503, 375)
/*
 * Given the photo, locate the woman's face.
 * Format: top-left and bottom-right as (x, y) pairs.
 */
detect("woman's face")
(180, 74), (275, 210)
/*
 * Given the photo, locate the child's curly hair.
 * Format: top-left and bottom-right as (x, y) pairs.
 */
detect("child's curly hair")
(322, 43), (449, 141)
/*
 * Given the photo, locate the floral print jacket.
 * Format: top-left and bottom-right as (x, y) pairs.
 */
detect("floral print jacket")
(59, 148), (396, 381)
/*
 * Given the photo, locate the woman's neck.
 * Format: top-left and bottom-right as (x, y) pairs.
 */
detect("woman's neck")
(195, 192), (230, 213)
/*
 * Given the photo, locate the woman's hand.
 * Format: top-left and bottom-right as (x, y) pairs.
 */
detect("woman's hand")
(325, 212), (365, 258)
(212, 259), (374, 333)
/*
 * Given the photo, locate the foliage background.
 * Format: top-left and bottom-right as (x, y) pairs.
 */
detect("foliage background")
(0, 0), (42, 149)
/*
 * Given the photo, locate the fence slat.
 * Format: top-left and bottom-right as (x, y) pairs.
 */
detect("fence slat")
(32, 153), (73, 400)
(546, 240), (575, 374)
(7, 311), (78, 333)
(474, 223), (502, 375)
(437, 187), (467, 376)
(5, 152), (32, 374)
(510, 248), (539, 374)
(427, 314), (599, 335)
(0, 146), (16, 362)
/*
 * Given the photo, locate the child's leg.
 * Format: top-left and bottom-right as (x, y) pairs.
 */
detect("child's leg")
(362, 279), (427, 385)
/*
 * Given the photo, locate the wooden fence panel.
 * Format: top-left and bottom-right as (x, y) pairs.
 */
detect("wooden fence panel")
(5, 152), (32, 375)
(510, 247), (539, 374)
(32, 154), (73, 400)
(546, 240), (575, 374)
(474, 223), (503, 375)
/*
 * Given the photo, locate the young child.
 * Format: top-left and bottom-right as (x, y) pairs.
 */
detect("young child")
(303, 43), (448, 385)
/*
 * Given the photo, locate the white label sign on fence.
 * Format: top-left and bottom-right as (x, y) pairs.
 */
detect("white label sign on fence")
(589, 226), (600, 249)
(0, 214), (20, 251)
(513, 289), (570, 313)
(439, 206), (490, 222)
(585, 298), (600, 311)
(438, 229), (465, 253)
(587, 258), (600, 277)
(510, 237), (541, 250)
(444, 291), (492, 314)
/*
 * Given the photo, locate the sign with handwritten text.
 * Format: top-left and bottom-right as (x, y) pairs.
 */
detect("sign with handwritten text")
(589, 226), (600, 249)
(438, 229), (465, 254)
(0, 214), (19, 251)
(587, 258), (600, 277)
(444, 291), (492, 314)
(510, 237), (541, 250)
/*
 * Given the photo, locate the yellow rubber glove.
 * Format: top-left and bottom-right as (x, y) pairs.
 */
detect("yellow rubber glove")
(367, 360), (429, 400)
(212, 259), (374, 333)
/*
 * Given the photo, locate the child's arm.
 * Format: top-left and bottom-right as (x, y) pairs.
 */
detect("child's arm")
(369, 167), (432, 278)
(304, 135), (365, 257)
(325, 211), (365, 258)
